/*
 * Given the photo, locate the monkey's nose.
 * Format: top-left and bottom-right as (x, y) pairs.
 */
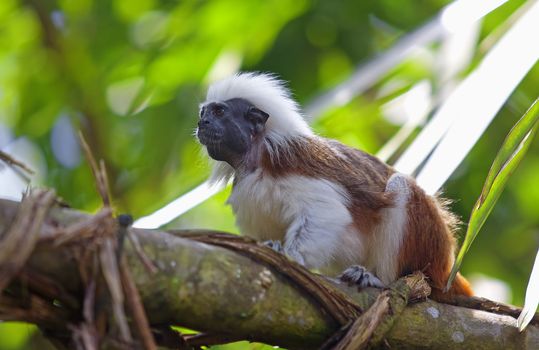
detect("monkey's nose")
(198, 118), (210, 128)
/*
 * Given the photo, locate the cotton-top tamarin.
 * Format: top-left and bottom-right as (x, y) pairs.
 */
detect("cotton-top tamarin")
(196, 72), (472, 301)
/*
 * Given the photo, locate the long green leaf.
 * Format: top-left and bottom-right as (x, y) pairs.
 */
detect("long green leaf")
(446, 98), (539, 290)
(479, 99), (539, 206)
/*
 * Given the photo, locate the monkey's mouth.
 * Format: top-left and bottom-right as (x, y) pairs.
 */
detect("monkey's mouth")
(196, 127), (223, 146)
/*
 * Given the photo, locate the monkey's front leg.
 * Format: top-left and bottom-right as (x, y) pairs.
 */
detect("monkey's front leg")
(263, 211), (340, 268)
(262, 237), (306, 266)
(266, 229), (384, 288)
(264, 239), (383, 289)
(280, 214), (335, 268)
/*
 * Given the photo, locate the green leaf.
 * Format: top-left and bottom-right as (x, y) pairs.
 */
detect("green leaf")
(446, 98), (539, 291)
(478, 99), (539, 206)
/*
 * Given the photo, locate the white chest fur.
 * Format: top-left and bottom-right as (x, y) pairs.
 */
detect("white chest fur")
(227, 171), (366, 271)
(228, 170), (289, 240)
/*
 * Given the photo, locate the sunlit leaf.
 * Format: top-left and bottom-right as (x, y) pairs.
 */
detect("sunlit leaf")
(447, 98), (539, 291)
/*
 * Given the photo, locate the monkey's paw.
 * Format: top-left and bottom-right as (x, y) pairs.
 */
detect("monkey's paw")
(338, 265), (384, 288)
(262, 240), (283, 253)
(262, 241), (307, 266)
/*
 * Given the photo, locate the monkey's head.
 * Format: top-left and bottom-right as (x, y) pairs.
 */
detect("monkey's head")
(198, 72), (314, 183)
(197, 98), (269, 165)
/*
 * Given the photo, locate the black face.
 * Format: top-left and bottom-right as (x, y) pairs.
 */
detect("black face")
(196, 98), (269, 166)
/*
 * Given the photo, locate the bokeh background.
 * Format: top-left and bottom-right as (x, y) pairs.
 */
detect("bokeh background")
(0, 0), (537, 348)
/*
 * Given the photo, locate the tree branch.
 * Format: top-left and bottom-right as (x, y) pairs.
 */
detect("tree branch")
(0, 198), (537, 349)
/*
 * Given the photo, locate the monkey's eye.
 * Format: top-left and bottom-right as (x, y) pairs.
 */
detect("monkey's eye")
(213, 105), (225, 117)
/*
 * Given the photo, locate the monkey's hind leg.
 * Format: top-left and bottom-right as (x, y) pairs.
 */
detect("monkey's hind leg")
(371, 173), (411, 285)
(337, 173), (411, 289)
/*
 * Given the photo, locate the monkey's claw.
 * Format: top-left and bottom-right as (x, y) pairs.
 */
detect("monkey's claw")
(338, 265), (384, 288)
(262, 240), (283, 253)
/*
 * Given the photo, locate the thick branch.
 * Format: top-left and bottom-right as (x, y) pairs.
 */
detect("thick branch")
(0, 199), (537, 349)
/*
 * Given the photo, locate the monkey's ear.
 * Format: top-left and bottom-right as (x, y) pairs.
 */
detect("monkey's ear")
(247, 107), (269, 134)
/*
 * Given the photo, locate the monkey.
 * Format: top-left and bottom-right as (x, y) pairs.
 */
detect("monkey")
(196, 72), (472, 302)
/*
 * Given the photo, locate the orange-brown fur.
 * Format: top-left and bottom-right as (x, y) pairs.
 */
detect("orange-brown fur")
(398, 183), (473, 300)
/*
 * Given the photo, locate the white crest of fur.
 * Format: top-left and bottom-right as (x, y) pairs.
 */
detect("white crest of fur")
(204, 72), (313, 184)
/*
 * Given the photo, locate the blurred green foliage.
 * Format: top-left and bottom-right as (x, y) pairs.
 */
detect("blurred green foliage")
(0, 0), (537, 348)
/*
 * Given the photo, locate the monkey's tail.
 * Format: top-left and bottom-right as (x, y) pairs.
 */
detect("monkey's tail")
(430, 272), (473, 303)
